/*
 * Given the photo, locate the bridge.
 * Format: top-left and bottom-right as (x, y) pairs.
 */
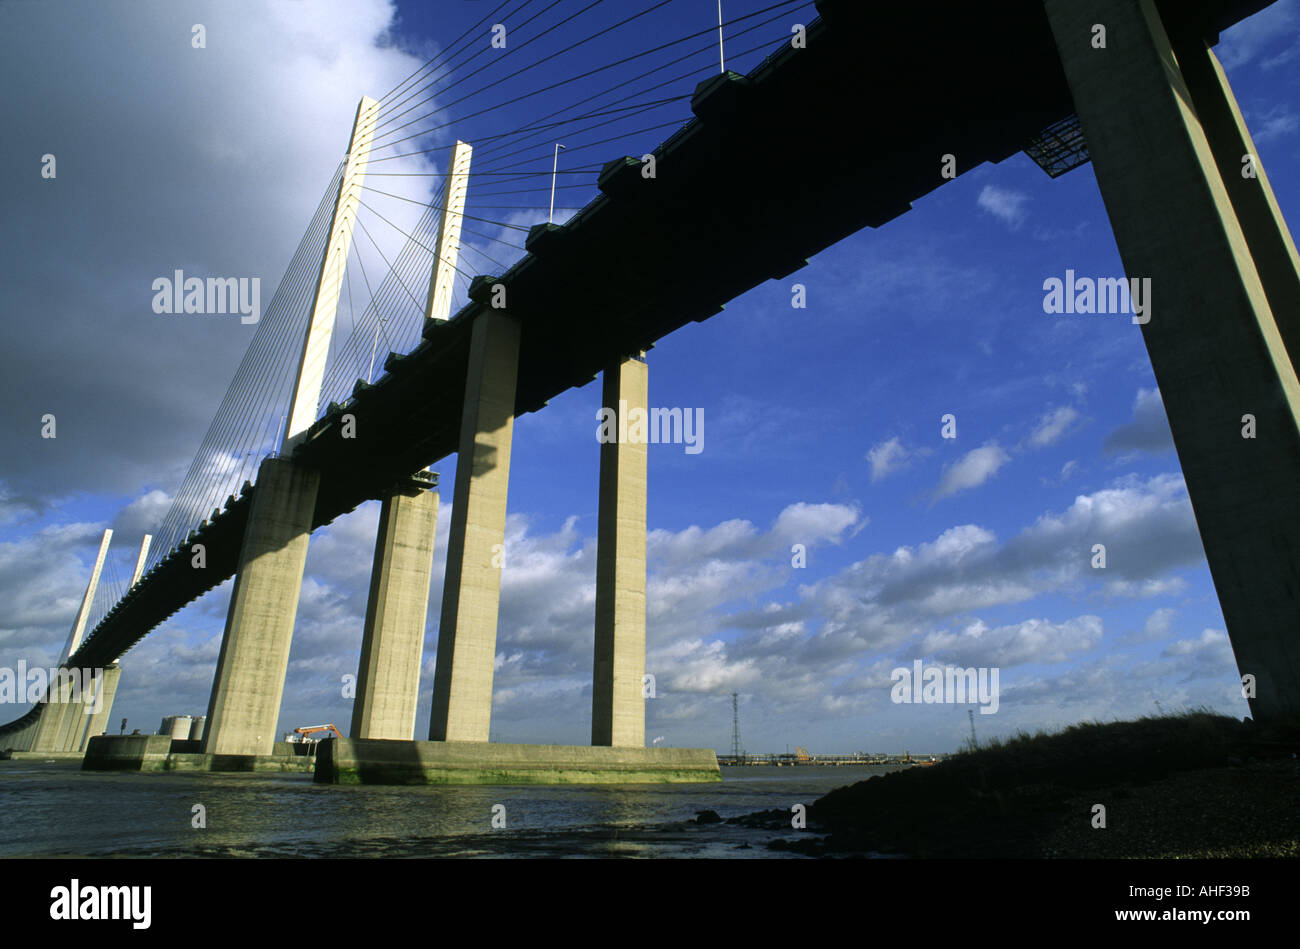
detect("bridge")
(3, 0), (1296, 782)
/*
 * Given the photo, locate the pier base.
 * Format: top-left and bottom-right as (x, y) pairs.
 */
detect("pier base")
(82, 734), (315, 773)
(315, 737), (721, 785)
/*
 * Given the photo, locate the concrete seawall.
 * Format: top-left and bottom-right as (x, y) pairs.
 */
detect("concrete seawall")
(83, 734), (314, 772)
(316, 738), (721, 785)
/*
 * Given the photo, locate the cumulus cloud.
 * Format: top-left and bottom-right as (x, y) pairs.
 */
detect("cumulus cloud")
(0, 521), (110, 668)
(110, 490), (172, 536)
(867, 437), (914, 482)
(0, 470), (1225, 747)
(1118, 606), (1177, 645)
(1158, 628), (1237, 683)
(921, 615), (1103, 667)
(0, 0), (435, 499)
(791, 473), (1205, 668)
(934, 443), (1011, 500)
(1103, 387), (1174, 455)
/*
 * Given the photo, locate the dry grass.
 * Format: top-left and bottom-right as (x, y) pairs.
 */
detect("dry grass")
(795, 710), (1300, 858)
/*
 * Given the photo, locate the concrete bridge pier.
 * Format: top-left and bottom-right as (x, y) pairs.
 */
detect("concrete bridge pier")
(1165, 26), (1300, 362)
(77, 663), (121, 751)
(429, 308), (521, 741)
(1043, 0), (1300, 719)
(72, 538), (146, 751)
(592, 354), (649, 747)
(351, 474), (440, 740)
(203, 457), (320, 756)
(3, 717), (37, 753)
(52, 675), (94, 751)
(28, 672), (86, 753)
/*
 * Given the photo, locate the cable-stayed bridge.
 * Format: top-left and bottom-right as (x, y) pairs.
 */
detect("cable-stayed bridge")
(4, 0), (1297, 782)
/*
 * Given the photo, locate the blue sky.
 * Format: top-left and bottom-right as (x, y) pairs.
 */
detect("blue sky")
(1, 0), (1298, 754)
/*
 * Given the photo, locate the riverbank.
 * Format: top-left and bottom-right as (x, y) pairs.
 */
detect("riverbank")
(734, 711), (1300, 857)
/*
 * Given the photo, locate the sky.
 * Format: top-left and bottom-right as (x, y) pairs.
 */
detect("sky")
(1, 0), (1298, 755)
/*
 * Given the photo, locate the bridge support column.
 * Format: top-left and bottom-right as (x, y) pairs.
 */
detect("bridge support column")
(1165, 30), (1300, 363)
(77, 664), (121, 751)
(592, 355), (648, 747)
(1043, 0), (1300, 719)
(2, 718), (38, 753)
(53, 673), (94, 751)
(203, 457), (320, 756)
(429, 309), (520, 741)
(351, 476), (440, 740)
(29, 670), (88, 752)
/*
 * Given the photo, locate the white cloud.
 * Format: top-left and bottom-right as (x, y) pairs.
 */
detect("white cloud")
(921, 614), (1103, 667)
(0, 0), (438, 499)
(867, 437), (911, 481)
(771, 502), (863, 546)
(934, 443), (1011, 500)
(1028, 405), (1080, 448)
(1118, 606), (1177, 645)
(977, 185), (1029, 228)
(1216, 0), (1298, 69)
(1104, 387), (1174, 454)
(1253, 104), (1299, 143)
(110, 490), (172, 536)
(1162, 627), (1229, 657)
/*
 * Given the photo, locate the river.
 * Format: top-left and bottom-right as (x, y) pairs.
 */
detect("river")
(0, 761), (903, 858)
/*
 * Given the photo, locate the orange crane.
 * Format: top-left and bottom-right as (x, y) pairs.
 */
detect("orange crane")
(293, 724), (342, 741)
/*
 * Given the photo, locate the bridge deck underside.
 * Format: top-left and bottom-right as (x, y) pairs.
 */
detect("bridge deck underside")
(22, 0), (1269, 697)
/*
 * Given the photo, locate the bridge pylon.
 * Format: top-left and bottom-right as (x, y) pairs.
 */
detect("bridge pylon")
(350, 139), (472, 741)
(202, 96), (378, 757)
(1044, 0), (1300, 720)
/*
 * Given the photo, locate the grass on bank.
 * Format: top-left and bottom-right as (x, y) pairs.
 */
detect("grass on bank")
(785, 710), (1300, 858)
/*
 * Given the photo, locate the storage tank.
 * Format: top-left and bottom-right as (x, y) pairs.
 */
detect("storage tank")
(188, 716), (206, 741)
(158, 716), (175, 736)
(167, 715), (193, 740)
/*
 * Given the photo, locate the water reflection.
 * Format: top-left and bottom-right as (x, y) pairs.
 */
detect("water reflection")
(0, 764), (901, 858)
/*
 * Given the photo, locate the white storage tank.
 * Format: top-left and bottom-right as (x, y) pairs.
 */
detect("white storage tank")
(188, 716), (206, 741)
(167, 715), (193, 740)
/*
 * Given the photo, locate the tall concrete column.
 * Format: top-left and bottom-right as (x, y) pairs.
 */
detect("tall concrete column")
(77, 538), (148, 751)
(1043, 0), (1300, 719)
(60, 528), (112, 663)
(1165, 32), (1300, 365)
(429, 309), (521, 741)
(1, 718), (37, 753)
(592, 355), (648, 747)
(203, 457), (320, 756)
(282, 96), (378, 451)
(29, 670), (84, 752)
(52, 673), (93, 751)
(351, 474), (440, 740)
(77, 664), (121, 752)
